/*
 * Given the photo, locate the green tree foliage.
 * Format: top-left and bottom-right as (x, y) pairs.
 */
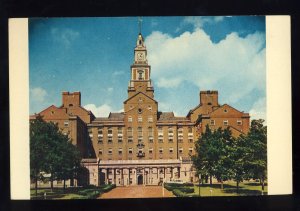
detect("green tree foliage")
(30, 115), (82, 194)
(244, 119), (267, 191)
(193, 119), (267, 192)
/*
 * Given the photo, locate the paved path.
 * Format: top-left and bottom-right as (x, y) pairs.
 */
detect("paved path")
(99, 186), (175, 199)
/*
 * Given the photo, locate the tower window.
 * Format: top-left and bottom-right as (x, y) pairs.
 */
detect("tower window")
(210, 120), (215, 125)
(237, 120), (242, 125)
(223, 120), (229, 126)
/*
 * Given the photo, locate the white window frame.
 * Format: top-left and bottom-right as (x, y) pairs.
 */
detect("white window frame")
(210, 119), (215, 125)
(237, 120), (242, 126)
(138, 116), (143, 122)
(64, 121), (69, 127)
(223, 120), (229, 126)
(128, 116), (132, 122)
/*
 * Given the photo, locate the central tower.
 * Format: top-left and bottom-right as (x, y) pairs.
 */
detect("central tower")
(128, 33), (154, 98)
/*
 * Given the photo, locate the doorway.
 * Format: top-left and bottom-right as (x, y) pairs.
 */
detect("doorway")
(137, 175), (143, 185)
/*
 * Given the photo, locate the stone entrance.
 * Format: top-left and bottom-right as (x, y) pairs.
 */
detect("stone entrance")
(137, 175), (143, 185)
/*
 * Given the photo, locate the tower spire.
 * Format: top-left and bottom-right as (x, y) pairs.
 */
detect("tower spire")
(138, 16), (142, 34)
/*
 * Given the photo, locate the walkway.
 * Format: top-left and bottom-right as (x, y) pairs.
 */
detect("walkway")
(99, 185), (175, 198)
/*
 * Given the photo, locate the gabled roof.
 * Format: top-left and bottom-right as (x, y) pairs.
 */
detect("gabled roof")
(208, 104), (245, 117)
(123, 92), (157, 104)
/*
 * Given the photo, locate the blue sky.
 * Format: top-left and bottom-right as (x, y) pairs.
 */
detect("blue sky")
(29, 16), (266, 121)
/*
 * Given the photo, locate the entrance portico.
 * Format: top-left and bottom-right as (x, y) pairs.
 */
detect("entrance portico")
(98, 159), (187, 186)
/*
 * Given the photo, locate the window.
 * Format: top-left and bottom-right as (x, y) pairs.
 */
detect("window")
(128, 148), (133, 154)
(149, 148), (153, 154)
(128, 137), (133, 143)
(138, 71), (143, 80)
(108, 136), (113, 144)
(178, 136), (183, 143)
(179, 148), (183, 154)
(188, 138), (193, 143)
(108, 127), (113, 135)
(69, 104), (73, 107)
(148, 127), (154, 143)
(168, 127), (173, 137)
(223, 120), (228, 126)
(64, 121), (69, 127)
(237, 120), (242, 126)
(127, 127), (133, 136)
(224, 109), (228, 113)
(168, 138), (173, 143)
(98, 136), (103, 144)
(148, 116), (153, 123)
(118, 148), (122, 155)
(108, 148), (112, 155)
(210, 119), (215, 125)
(148, 105), (152, 111)
(159, 148), (163, 154)
(169, 148), (173, 153)
(188, 127), (193, 133)
(138, 127), (143, 137)
(99, 149), (103, 155)
(158, 137), (163, 143)
(189, 147), (193, 154)
(138, 116), (142, 122)
(118, 127), (122, 135)
(128, 116), (132, 122)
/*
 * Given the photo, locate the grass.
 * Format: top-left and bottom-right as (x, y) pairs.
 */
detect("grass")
(194, 181), (268, 197)
(164, 181), (267, 197)
(30, 184), (116, 200)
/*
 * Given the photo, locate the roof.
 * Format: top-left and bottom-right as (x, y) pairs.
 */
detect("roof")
(94, 112), (124, 122)
(157, 112), (189, 121)
(123, 91), (157, 104)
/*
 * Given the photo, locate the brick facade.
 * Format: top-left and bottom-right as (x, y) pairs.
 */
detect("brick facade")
(31, 32), (250, 186)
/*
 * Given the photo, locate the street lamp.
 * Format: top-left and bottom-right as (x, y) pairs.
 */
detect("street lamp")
(198, 174), (201, 197)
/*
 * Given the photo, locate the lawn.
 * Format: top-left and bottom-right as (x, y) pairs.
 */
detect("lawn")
(165, 181), (267, 197)
(30, 184), (116, 200)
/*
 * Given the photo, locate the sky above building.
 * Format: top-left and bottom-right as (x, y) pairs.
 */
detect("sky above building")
(29, 16), (266, 121)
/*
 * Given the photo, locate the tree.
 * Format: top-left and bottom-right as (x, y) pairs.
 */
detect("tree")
(245, 119), (267, 191)
(192, 125), (215, 186)
(229, 135), (248, 193)
(30, 115), (82, 193)
(193, 126), (234, 189)
(30, 115), (50, 196)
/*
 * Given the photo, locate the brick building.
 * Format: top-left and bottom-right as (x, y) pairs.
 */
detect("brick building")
(31, 32), (250, 187)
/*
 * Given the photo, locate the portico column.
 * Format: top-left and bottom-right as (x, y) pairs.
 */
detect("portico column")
(128, 168), (131, 185)
(177, 167), (180, 178)
(171, 167), (173, 180)
(113, 168), (117, 185)
(121, 168), (124, 186)
(106, 168), (109, 184)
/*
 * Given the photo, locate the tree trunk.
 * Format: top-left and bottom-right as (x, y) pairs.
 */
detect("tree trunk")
(209, 175), (212, 186)
(63, 179), (66, 192)
(236, 181), (239, 193)
(35, 175), (38, 197)
(50, 174), (53, 192)
(220, 179), (223, 189)
(261, 178), (265, 191)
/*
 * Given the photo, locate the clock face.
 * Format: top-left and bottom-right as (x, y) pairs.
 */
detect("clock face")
(137, 52), (144, 60)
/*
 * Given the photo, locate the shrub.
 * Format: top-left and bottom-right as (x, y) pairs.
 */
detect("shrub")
(172, 189), (189, 197)
(178, 187), (194, 193)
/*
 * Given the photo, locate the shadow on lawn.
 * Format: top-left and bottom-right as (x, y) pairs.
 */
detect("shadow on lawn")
(198, 183), (265, 196)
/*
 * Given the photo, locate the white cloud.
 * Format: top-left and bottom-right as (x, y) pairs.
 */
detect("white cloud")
(182, 16), (225, 30)
(30, 87), (47, 102)
(107, 87), (114, 92)
(249, 97), (267, 123)
(84, 104), (113, 117)
(145, 29), (266, 108)
(51, 28), (80, 48)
